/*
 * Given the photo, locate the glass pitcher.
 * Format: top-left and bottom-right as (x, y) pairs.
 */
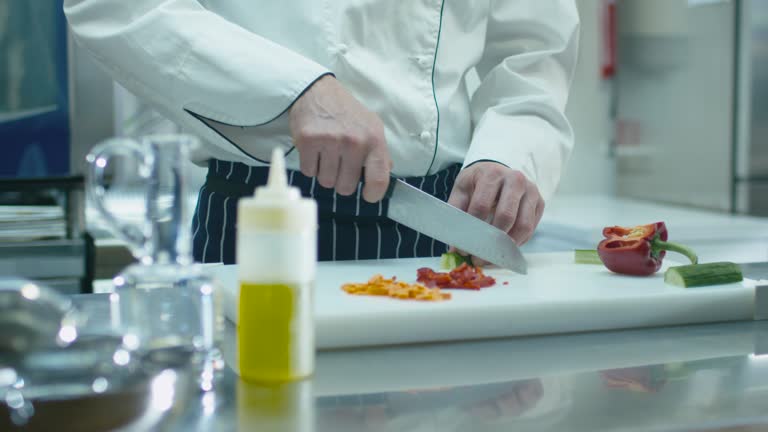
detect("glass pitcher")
(86, 134), (223, 390)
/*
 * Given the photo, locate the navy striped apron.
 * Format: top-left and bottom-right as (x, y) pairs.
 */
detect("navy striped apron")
(191, 159), (462, 264)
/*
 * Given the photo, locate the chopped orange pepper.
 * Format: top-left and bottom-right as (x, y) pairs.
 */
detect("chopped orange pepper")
(342, 274), (451, 301)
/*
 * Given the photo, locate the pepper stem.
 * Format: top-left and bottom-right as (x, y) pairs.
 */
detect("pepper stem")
(652, 239), (699, 265)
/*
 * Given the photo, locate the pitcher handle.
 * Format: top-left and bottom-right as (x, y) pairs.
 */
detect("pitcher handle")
(86, 138), (153, 258)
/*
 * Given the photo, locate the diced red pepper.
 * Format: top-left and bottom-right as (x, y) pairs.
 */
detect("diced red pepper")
(417, 263), (496, 290)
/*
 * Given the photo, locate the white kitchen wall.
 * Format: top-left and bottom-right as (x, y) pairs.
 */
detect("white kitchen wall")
(557, 0), (617, 197)
(614, 0), (735, 211)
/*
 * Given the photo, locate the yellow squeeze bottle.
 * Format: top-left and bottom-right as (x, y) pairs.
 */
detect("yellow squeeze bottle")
(236, 148), (317, 382)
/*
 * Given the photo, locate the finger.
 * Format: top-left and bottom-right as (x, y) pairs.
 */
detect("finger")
(534, 198), (545, 226)
(508, 186), (541, 245)
(469, 403), (501, 420)
(466, 174), (502, 223)
(336, 152), (365, 196)
(490, 173), (527, 233)
(446, 175), (473, 255)
(449, 172), (495, 261)
(470, 256), (490, 267)
(497, 381), (542, 416)
(497, 392), (526, 417)
(447, 246), (472, 259)
(316, 152), (340, 189)
(298, 147), (320, 178)
(447, 174), (472, 212)
(518, 380), (543, 407)
(361, 149), (391, 202)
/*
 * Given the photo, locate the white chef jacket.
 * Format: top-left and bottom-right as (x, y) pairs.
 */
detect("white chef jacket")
(64, 0), (579, 201)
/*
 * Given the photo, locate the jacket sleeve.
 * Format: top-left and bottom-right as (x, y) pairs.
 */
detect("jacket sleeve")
(467, 0), (580, 201)
(63, 0), (332, 161)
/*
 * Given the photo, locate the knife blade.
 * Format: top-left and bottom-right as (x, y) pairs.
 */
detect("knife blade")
(738, 262), (768, 281)
(383, 177), (527, 274)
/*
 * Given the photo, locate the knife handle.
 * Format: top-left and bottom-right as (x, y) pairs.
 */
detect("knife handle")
(360, 167), (398, 201)
(383, 175), (398, 200)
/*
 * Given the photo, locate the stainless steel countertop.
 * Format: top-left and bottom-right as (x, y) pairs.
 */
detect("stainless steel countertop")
(72, 193), (768, 430)
(69, 294), (768, 432)
(75, 194), (768, 430)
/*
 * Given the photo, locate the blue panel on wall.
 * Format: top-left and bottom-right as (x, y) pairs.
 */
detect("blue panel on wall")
(0, 1), (70, 178)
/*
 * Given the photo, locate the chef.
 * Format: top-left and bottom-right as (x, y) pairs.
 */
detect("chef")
(64, 1), (579, 264)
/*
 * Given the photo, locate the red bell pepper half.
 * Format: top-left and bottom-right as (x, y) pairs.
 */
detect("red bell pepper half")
(597, 222), (698, 276)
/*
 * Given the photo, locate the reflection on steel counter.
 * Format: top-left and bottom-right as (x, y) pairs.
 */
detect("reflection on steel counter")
(0, 279), (147, 431)
(316, 377), (570, 431)
(600, 365), (668, 393)
(237, 380), (314, 432)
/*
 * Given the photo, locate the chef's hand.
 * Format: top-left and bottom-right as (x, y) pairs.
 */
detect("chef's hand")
(448, 162), (544, 263)
(289, 75), (392, 202)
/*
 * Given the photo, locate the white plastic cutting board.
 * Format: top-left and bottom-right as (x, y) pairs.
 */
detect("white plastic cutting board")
(209, 252), (755, 349)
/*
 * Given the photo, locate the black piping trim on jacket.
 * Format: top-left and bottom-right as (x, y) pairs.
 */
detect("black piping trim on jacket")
(424, 0), (446, 176)
(464, 159), (510, 170)
(184, 71), (335, 164)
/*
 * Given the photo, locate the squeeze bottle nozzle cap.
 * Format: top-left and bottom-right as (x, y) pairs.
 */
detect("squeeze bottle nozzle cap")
(254, 148), (300, 201)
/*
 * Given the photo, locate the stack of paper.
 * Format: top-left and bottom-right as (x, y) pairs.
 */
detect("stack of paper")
(0, 206), (67, 242)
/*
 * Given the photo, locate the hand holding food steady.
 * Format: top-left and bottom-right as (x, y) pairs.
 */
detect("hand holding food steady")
(448, 162), (544, 265)
(289, 75), (393, 202)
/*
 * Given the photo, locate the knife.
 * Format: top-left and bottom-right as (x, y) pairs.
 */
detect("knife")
(382, 177), (527, 274)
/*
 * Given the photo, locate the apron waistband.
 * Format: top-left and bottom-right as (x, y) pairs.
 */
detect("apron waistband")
(203, 160), (462, 220)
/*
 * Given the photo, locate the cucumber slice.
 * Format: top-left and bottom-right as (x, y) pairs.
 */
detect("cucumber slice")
(574, 249), (603, 265)
(440, 252), (472, 270)
(664, 262), (743, 288)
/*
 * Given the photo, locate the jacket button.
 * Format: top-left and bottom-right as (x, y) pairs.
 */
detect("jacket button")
(420, 130), (432, 143)
(336, 44), (349, 56)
